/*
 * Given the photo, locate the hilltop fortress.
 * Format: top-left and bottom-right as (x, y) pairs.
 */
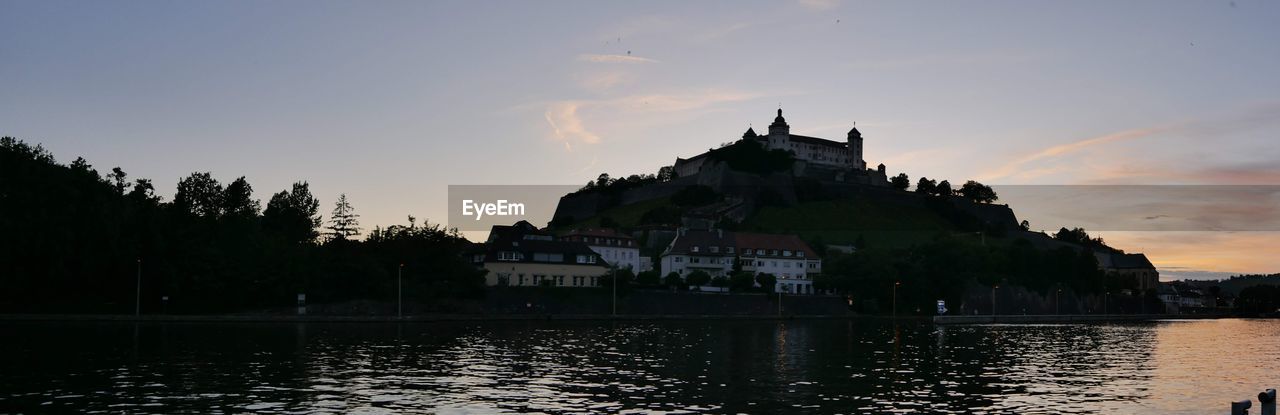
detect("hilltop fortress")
(672, 109), (889, 186)
(550, 109), (1009, 229)
(676, 109), (867, 175)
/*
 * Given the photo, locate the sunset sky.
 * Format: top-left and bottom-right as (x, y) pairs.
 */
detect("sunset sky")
(3, 0), (1278, 279)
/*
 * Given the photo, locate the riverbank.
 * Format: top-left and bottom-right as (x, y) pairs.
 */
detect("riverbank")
(0, 313), (1241, 324)
(933, 313), (1232, 325)
(0, 313), (896, 323)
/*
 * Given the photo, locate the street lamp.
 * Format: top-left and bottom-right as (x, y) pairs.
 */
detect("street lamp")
(1104, 291), (1110, 315)
(397, 263), (404, 318)
(991, 284), (999, 316)
(1055, 288), (1062, 315)
(892, 281), (901, 319)
(135, 258), (142, 317)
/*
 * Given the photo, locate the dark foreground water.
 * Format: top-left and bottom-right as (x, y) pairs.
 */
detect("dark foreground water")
(1, 319), (1277, 414)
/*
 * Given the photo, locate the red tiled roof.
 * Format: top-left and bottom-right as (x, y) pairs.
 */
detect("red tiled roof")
(561, 227), (634, 240)
(789, 134), (846, 149)
(734, 232), (819, 258)
(664, 229), (819, 258)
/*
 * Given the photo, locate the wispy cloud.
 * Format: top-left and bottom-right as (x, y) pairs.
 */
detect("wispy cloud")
(577, 71), (634, 91)
(544, 102), (599, 152)
(578, 54), (658, 64)
(539, 89), (769, 152)
(843, 50), (1044, 71)
(979, 103), (1280, 184)
(977, 126), (1172, 182)
(797, 0), (841, 11)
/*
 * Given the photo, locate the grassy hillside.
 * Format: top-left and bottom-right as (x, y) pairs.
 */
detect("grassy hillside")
(740, 199), (971, 249)
(556, 196), (673, 230)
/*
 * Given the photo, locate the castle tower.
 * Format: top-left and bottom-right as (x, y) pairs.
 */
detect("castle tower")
(847, 124), (866, 170)
(766, 109), (790, 150)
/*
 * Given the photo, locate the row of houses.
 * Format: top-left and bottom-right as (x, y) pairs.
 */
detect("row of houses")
(659, 228), (822, 294)
(468, 220), (1165, 298)
(467, 221), (824, 294)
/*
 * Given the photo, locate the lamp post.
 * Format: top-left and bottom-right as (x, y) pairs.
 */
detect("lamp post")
(892, 281), (900, 319)
(1055, 288), (1062, 315)
(991, 284), (999, 316)
(1104, 291), (1110, 315)
(135, 258), (142, 317)
(612, 270), (617, 316)
(397, 263), (404, 318)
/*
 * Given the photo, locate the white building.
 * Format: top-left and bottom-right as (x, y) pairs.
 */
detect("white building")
(659, 228), (822, 294)
(559, 228), (641, 272)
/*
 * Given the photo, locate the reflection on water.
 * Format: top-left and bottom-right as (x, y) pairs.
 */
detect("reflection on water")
(1, 319), (1277, 414)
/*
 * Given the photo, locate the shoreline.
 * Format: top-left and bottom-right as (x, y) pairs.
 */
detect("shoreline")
(0, 313), (1240, 324)
(932, 313), (1232, 325)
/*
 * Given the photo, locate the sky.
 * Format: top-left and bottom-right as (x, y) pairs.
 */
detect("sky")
(3, 0), (1278, 280)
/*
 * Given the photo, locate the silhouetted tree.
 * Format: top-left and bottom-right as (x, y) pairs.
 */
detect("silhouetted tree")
(890, 173), (910, 190)
(263, 181), (322, 244)
(915, 177), (937, 195)
(664, 272), (684, 289)
(636, 270), (661, 286)
(657, 165), (675, 181)
(107, 167), (128, 194)
(959, 180), (998, 203)
(686, 270), (712, 287)
(174, 172), (223, 218)
(221, 176), (260, 219)
(326, 193), (361, 241)
(729, 271), (755, 291)
(936, 180), (953, 197)
(756, 273), (777, 293)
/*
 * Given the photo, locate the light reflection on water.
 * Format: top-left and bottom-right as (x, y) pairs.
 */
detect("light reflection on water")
(1, 319), (1277, 414)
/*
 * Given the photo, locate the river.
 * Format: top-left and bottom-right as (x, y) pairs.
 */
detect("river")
(1, 318), (1276, 414)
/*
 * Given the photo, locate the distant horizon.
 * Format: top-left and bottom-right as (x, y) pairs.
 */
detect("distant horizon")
(4, 0), (1278, 279)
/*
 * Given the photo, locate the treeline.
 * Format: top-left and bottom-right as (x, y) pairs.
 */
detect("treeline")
(888, 173), (1000, 205)
(814, 234), (1127, 314)
(0, 137), (484, 314)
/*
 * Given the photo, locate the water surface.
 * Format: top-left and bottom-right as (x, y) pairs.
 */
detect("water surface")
(1, 319), (1276, 414)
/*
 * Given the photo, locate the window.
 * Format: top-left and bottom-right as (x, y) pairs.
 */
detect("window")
(472, 254), (485, 263)
(555, 275), (565, 286)
(727, 247), (735, 254)
(796, 251), (804, 258)
(533, 253), (563, 262)
(498, 251), (521, 261)
(796, 262), (803, 268)
(783, 250), (792, 257)
(691, 246), (700, 253)
(576, 254), (596, 264)
(497, 273), (510, 286)
(518, 274), (526, 285)
(674, 256), (684, 263)
(691, 257), (701, 264)
(744, 249), (753, 255)
(709, 246), (719, 253)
